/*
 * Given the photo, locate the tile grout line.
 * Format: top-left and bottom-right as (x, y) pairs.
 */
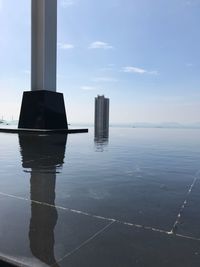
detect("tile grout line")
(169, 170), (200, 234)
(51, 220), (116, 266)
(0, 191), (200, 242)
(175, 233), (200, 242)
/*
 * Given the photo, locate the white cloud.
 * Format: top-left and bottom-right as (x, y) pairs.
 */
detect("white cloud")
(92, 77), (118, 82)
(122, 66), (158, 75)
(60, 0), (75, 7)
(89, 41), (113, 50)
(80, 86), (97, 91)
(123, 66), (146, 74)
(58, 42), (74, 50)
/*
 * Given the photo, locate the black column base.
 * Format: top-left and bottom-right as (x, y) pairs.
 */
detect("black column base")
(18, 90), (68, 130)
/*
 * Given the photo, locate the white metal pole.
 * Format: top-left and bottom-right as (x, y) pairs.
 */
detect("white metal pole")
(31, 0), (57, 92)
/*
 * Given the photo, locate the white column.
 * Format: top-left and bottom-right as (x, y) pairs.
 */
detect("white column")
(31, 0), (57, 92)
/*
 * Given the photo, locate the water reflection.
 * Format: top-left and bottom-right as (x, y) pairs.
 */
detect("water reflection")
(19, 133), (67, 266)
(94, 126), (109, 152)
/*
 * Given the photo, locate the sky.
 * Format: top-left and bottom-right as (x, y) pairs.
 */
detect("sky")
(0, 0), (200, 124)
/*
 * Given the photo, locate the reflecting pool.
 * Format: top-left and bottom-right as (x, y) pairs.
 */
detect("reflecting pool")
(0, 128), (200, 266)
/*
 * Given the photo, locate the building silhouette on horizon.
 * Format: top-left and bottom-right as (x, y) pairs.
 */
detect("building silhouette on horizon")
(94, 95), (109, 139)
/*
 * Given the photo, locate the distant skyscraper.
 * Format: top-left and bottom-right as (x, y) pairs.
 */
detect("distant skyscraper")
(94, 95), (109, 139)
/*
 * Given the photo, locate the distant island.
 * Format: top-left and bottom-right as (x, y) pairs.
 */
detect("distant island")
(1, 120), (200, 129)
(131, 122), (200, 129)
(109, 122), (200, 129)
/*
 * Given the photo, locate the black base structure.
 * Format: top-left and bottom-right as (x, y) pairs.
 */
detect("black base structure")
(0, 128), (88, 134)
(18, 90), (68, 130)
(0, 90), (88, 134)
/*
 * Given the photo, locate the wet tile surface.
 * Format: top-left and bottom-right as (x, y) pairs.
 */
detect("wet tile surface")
(0, 128), (200, 266)
(61, 222), (200, 267)
(0, 195), (108, 267)
(54, 171), (195, 231)
(176, 179), (200, 239)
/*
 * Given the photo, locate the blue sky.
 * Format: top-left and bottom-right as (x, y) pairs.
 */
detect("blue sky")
(0, 0), (200, 123)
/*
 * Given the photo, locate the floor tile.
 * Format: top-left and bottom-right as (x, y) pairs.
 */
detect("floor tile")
(176, 179), (200, 238)
(0, 196), (108, 267)
(55, 171), (195, 231)
(61, 222), (200, 267)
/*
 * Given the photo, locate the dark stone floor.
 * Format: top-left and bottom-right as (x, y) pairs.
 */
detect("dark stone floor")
(0, 185), (200, 267)
(0, 129), (200, 266)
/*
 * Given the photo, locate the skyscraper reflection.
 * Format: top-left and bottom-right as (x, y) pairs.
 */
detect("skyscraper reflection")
(94, 123), (109, 152)
(19, 133), (67, 266)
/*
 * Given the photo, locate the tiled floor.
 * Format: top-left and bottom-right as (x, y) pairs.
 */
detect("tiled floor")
(1, 130), (200, 266)
(0, 176), (200, 267)
(0, 195), (110, 267)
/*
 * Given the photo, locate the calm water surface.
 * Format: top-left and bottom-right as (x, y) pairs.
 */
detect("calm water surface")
(0, 127), (200, 266)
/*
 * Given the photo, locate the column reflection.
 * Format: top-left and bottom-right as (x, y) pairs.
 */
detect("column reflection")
(19, 133), (67, 266)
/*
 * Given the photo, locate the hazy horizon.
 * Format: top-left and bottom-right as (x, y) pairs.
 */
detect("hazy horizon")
(2, 119), (200, 129)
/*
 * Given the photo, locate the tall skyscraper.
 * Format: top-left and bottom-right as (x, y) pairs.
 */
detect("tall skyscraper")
(94, 95), (110, 139)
